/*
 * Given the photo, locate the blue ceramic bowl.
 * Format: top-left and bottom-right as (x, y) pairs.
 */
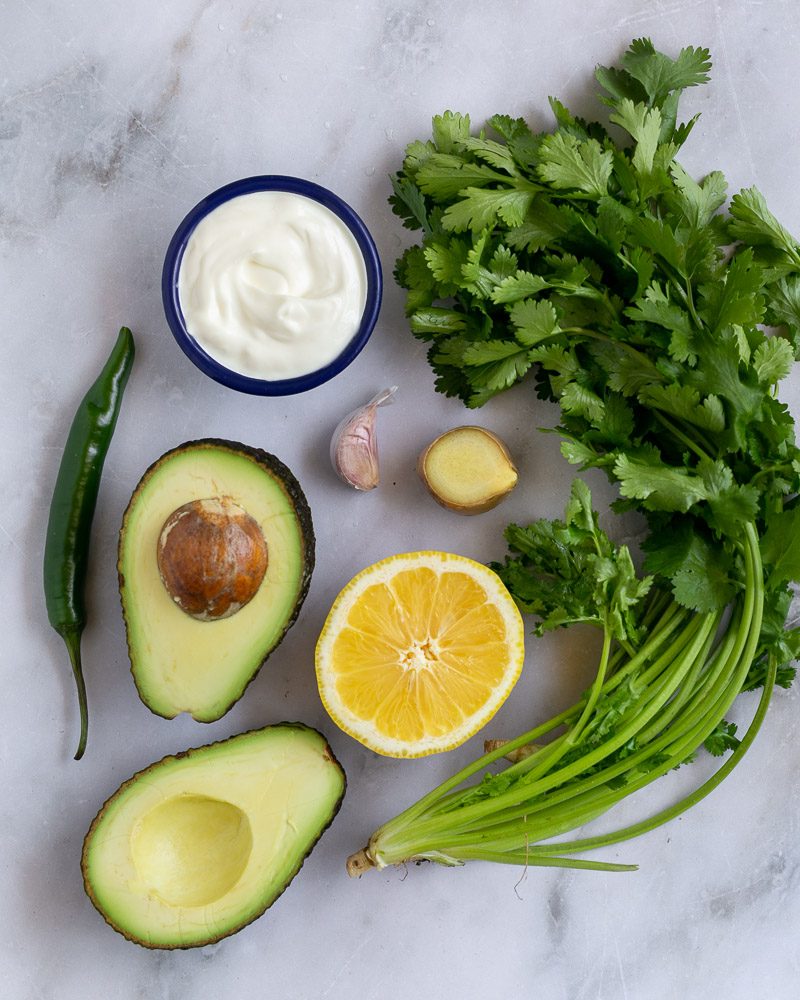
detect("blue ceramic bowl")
(162, 175), (382, 395)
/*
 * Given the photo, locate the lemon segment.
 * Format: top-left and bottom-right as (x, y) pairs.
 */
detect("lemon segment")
(315, 551), (525, 757)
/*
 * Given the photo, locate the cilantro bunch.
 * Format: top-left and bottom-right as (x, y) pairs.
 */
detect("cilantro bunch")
(349, 40), (800, 875)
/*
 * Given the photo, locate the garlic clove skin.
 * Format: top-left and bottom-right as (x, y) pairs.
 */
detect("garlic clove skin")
(331, 387), (397, 491)
(332, 413), (380, 490)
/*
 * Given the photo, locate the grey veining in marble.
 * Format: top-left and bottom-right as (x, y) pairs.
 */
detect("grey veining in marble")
(3, 1), (800, 998)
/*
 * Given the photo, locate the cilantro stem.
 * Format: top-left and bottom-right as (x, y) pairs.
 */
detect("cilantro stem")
(635, 608), (734, 742)
(651, 411), (714, 461)
(560, 326), (654, 365)
(750, 463), (793, 485)
(566, 627), (612, 745)
(438, 849), (637, 872)
(681, 279), (701, 329)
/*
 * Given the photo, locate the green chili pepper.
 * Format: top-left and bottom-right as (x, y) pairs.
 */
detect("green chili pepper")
(43, 327), (135, 760)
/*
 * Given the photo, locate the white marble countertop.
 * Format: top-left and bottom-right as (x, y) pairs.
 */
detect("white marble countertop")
(4, 1), (800, 997)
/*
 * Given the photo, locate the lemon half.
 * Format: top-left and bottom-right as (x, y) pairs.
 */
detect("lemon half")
(315, 551), (525, 757)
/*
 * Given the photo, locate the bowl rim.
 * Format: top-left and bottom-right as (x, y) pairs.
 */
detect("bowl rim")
(161, 174), (383, 396)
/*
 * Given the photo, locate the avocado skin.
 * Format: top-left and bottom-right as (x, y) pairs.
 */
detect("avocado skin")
(118, 438), (315, 721)
(81, 723), (345, 949)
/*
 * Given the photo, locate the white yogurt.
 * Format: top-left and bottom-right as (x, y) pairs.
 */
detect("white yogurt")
(177, 190), (368, 380)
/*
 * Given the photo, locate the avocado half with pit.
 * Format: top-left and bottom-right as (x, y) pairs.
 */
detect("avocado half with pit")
(118, 439), (314, 720)
(81, 724), (345, 948)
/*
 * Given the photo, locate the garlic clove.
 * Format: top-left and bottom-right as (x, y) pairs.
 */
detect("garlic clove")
(330, 387), (397, 491)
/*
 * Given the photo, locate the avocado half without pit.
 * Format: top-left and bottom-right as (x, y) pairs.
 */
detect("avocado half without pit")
(118, 439), (314, 721)
(81, 724), (345, 948)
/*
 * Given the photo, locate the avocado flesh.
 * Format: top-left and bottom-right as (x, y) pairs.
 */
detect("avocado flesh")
(82, 724), (345, 949)
(119, 440), (314, 720)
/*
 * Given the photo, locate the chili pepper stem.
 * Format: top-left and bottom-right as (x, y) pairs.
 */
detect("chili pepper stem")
(62, 629), (88, 760)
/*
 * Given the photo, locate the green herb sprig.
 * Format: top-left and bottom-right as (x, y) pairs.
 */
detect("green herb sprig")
(348, 39), (800, 875)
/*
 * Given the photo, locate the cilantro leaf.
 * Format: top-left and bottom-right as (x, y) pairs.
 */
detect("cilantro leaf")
(622, 39), (711, 104)
(760, 507), (800, 587)
(609, 100), (662, 175)
(729, 186), (800, 263)
(625, 282), (695, 358)
(703, 721), (740, 757)
(394, 245), (436, 314)
(409, 307), (466, 338)
(765, 276), (800, 339)
(442, 187), (535, 233)
(560, 382), (605, 424)
(699, 249), (765, 333)
(509, 299), (560, 346)
(416, 154), (509, 199)
(488, 114), (542, 170)
(604, 348), (664, 396)
(638, 383), (724, 433)
(642, 519), (737, 611)
(671, 559), (737, 613)
(423, 238), (471, 291)
(537, 133), (613, 197)
(431, 111), (471, 154)
(698, 459), (760, 535)
(505, 201), (581, 252)
(753, 336), (794, 386)
(461, 340), (532, 392)
(389, 175), (429, 231)
(668, 163), (727, 227)
(491, 271), (550, 304)
(614, 454), (709, 512)
(459, 136), (520, 175)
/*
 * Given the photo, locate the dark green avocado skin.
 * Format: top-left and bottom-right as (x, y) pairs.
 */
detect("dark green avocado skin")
(117, 438), (315, 721)
(81, 723), (346, 950)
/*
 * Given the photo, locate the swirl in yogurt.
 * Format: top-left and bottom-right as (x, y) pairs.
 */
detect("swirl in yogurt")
(178, 191), (368, 380)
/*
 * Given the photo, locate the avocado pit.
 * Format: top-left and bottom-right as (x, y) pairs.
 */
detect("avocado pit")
(157, 497), (268, 621)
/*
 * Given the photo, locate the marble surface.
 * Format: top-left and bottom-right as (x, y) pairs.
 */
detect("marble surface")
(3, 1), (800, 997)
